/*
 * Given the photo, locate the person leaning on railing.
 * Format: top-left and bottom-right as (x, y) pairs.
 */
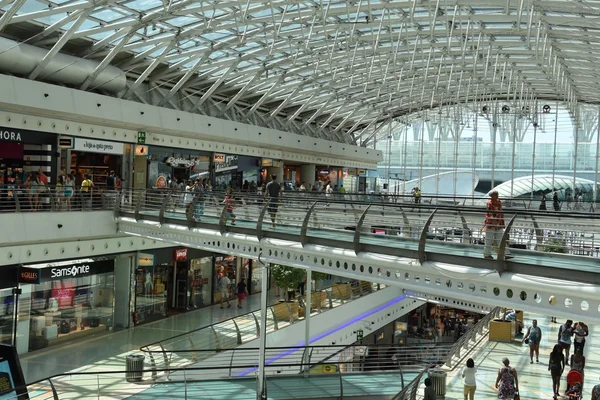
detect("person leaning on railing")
(81, 174), (94, 210)
(483, 191), (514, 260)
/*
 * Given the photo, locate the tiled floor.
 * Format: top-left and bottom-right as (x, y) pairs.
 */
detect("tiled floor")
(443, 313), (597, 399)
(20, 290), (277, 383)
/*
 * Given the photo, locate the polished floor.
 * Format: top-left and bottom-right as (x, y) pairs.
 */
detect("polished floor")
(443, 313), (598, 399)
(20, 290), (277, 383)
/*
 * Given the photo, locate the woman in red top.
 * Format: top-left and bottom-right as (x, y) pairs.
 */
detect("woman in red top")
(483, 191), (514, 260)
(223, 187), (236, 225)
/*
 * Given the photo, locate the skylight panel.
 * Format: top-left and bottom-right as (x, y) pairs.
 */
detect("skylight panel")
(126, 0), (162, 12)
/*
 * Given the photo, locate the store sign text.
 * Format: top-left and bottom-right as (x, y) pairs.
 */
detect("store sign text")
(0, 130), (22, 142)
(165, 157), (196, 168)
(50, 264), (90, 279)
(74, 138), (124, 155)
(174, 249), (188, 261)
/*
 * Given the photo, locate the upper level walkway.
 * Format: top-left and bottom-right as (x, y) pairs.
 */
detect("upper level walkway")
(115, 189), (600, 323)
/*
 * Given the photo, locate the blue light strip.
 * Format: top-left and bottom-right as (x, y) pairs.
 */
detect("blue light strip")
(235, 295), (406, 377)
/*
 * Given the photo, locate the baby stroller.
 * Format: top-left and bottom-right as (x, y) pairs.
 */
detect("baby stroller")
(565, 369), (583, 399)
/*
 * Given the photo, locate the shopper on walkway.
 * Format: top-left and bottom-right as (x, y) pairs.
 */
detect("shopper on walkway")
(461, 358), (477, 400)
(223, 187), (236, 225)
(573, 321), (588, 355)
(81, 174), (94, 210)
(570, 348), (585, 373)
(539, 192), (547, 211)
(219, 274), (231, 309)
(483, 191), (514, 260)
(495, 357), (518, 400)
(553, 191), (560, 211)
(236, 278), (248, 308)
(558, 320), (574, 365)
(592, 380), (600, 400)
(193, 178), (205, 222)
(549, 344), (565, 398)
(423, 377), (436, 400)
(522, 319), (542, 363)
(265, 175), (281, 228)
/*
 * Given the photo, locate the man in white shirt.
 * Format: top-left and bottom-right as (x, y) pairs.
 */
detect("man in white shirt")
(220, 274), (231, 308)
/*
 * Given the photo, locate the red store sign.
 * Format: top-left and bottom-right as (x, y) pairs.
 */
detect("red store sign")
(174, 249), (188, 261)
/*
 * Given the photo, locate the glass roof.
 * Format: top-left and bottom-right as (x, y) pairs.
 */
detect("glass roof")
(2, 0), (600, 144)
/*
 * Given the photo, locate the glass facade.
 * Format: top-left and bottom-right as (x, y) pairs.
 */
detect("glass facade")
(376, 103), (600, 200)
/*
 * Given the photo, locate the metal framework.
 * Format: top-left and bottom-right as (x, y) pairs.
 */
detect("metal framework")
(1, 0), (599, 143)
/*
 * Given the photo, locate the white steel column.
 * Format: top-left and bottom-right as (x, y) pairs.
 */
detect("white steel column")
(303, 269), (312, 372)
(257, 259), (269, 400)
(594, 106), (600, 203)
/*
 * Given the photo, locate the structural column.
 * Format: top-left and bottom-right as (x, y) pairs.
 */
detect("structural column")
(303, 269), (312, 372)
(266, 166), (284, 182)
(257, 259), (269, 400)
(299, 164), (316, 187)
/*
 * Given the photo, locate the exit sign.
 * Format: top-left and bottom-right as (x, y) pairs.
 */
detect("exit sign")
(356, 329), (364, 341)
(137, 131), (146, 144)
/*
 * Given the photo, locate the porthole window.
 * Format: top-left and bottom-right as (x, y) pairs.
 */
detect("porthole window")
(480, 286), (487, 294)
(300, 255), (304, 262)
(446, 280), (452, 288)
(352, 263), (356, 271)
(564, 298), (573, 308)
(321, 258), (325, 265)
(581, 301), (589, 311)
(359, 265), (364, 272)
(519, 291), (527, 301)
(534, 293), (542, 304)
(287, 253), (291, 259)
(370, 266), (374, 274)
(425, 278), (431, 285)
(386, 271), (391, 278)
(469, 284), (475, 292)
(415, 276), (420, 283)
(549, 296), (557, 306)
(457, 282), (463, 290)
(344, 262), (348, 270)
(269, 250), (272, 256)
(328, 260), (332, 267)
(435, 278), (441, 286)
(405, 273), (410, 280)
(313, 257), (318, 264)
(506, 289), (513, 298)
(493, 287), (500, 296)
(395, 272), (401, 278)
(274, 251), (278, 257)
(336, 261), (340, 268)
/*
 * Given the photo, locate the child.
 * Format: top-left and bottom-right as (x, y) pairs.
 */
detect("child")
(223, 187), (236, 225)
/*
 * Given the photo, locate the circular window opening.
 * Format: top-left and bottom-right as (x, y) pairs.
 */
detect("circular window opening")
(336, 261), (340, 268)
(274, 251), (278, 257)
(457, 282), (464, 290)
(300, 255), (304, 262)
(415, 276), (420, 283)
(344, 262), (348, 270)
(493, 287), (500, 296)
(534, 293), (542, 304)
(386, 271), (391, 278)
(435, 278), (441, 286)
(506, 289), (513, 298)
(370, 267), (374, 274)
(425, 278), (431, 285)
(269, 250), (272, 256)
(395, 272), (401, 279)
(446, 280), (452, 288)
(480, 286), (487, 294)
(313, 257), (318, 264)
(564, 298), (573, 308)
(519, 291), (527, 301)
(352, 264), (356, 271)
(549, 296), (557, 306)
(581, 301), (589, 311)
(328, 260), (332, 267)
(469, 284), (476, 292)
(405, 273), (410, 281)
(321, 258), (325, 265)
(359, 265), (364, 272)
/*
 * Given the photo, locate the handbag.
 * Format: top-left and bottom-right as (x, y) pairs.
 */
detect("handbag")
(524, 338), (529, 344)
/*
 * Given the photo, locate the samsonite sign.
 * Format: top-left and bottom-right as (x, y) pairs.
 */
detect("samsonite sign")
(19, 260), (114, 283)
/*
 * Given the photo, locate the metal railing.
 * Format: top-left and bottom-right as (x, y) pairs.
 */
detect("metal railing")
(0, 347), (430, 400)
(139, 281), (385, 377)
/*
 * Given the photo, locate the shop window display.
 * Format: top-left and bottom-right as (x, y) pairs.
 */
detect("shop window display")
(189, 258), (212, 308)
(214, 256), (236, 303)
(22, 270), (115, 352)
(134, 265), (169, 325)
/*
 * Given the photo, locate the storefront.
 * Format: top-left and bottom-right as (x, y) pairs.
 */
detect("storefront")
(0, 127), (58, 186)
(214, 255), (237, 302)
(4, 259), (118, 355)
(68, 137), (126, 187)
(133, 248), (213, 326)
(146, 147), (211, 189)
(214, 154), (260, 190)
(241, 258), (264, 295)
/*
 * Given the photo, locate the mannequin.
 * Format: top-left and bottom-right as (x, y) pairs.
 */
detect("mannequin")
(145, 271), (154, 295)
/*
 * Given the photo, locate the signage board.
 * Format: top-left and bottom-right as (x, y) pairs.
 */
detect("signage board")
(164, 157), (196, 168)
(137, 131), (146, 144)
(18, 267), (40, 285)
(174, 249), (188, 261)
(73, 138), (124, 155)
(58, 137), (73, 148)
(213, 153), (225, 163)
(356, 329), (364, 341)
(0, 127), (57, 145)
(0, 345), (28, 400)
(137, 253), (155, 267)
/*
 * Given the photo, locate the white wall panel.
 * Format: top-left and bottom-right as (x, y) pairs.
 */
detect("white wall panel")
(0, 211), (116, 245)
(0, 75), (382, 168)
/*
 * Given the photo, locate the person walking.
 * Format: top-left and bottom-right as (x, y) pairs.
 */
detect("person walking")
(483, 190), (514, 260)
(461, 358), (477, 400)
(549, 344), (565, 398)
(423, 378), (436, 400)
(522, 319), (542, 363)
(573, 321), (588, 355)
(193, 178), (205, 222)
(219, 274), (231, 309)
(570, 348), (585, 373)
(539, 192), (547, 211)
(553, 191), (560, 211)
(223, 187), (236, 225)
(81, 174), (94, 210)
(236, 278), (248, 308)
(495, 357), (518, 400)
(558, 320), (574, 365)
(64, 174), (74, 211)
(264, 174), (281, 228)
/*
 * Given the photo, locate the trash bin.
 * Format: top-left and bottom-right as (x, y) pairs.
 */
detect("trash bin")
(428, 368), (447, 396)
(126, 354), (145, 382)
